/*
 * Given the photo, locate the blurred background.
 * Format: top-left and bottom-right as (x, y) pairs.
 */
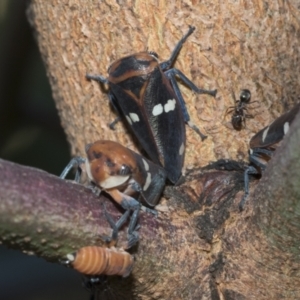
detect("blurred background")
(0, 1), (89, 299)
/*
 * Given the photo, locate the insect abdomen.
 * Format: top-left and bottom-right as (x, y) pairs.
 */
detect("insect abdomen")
(68, 246), (134, 277)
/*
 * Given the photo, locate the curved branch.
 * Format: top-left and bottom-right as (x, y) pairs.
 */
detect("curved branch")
(0, 157), (245, 297)
(1, 150), (300, 298)
(0, 158), (126, 260)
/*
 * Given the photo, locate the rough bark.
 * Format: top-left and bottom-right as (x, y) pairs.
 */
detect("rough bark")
(1, 0), (298, 299)
(26, 0), (300, 166)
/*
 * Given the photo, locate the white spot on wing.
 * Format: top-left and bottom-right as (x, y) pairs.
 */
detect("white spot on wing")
(283, 122), (289, 135)
(143, 172), (152, 191)
(262, 126), (270, 142)
(152, 104), (163, 116)
(100, 175), (130, 189)
(142, 159), (149, 171)
(129, 113), (140, 123)
(126, 115), (132, 125)
(179, 143), (185, 155)
(164, 99), (176, 113)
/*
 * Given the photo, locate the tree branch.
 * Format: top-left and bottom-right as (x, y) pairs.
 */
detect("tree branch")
(1, 143), (300, 298)
(0, 156), (247, 296)
(0, 158), (123, 259)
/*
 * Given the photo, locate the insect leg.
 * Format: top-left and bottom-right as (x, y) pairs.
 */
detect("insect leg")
(105, 195), (140, 248)
(231, 89), (237, 103)
(126, 209), (140, 249)
(107, 93), (124, 129)
(249, 148), (273, 169)
(225, 107), (236, 115)
(251, 148), (274, 156)
(103, 206), (131, 246)
(60, 156), (86, 182)
(107, 189), (140, 211)
(87, 78), (122, 130)
(244, 114), (254, 118)
(104, 190), (141, 246)
(165, 70), (208, 140)
(239, 166), (260, 211)
(86, 74), (122, 129)
(166, 68), (217, 96)
(160, 26), (196, 70)
(108, 116), (121, 130)
(86, 74), (108, 84)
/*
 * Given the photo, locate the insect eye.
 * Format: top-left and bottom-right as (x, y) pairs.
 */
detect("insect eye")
(119, 164), (131, 176)
(240, 89), (251, 103)
(148, 51), (159, 59)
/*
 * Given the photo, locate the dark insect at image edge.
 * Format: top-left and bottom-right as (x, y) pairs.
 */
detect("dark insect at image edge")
(239, 102), (300, 210)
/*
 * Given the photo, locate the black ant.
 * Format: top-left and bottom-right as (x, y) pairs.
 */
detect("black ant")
(226, 89), (256, 131)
